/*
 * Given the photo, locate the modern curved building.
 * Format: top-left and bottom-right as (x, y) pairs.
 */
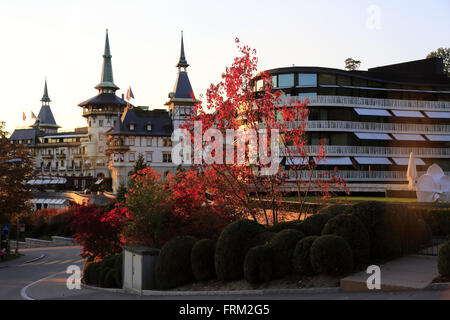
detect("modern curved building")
(257, 58), (450, 194)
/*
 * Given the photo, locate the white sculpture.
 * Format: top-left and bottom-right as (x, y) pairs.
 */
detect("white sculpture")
(409, 154), (450, 203)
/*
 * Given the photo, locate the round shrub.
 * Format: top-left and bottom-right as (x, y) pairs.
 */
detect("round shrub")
(114, 253), (123, 287)
(98, 266), (111, 287)
(322, 214), (370, 267)
(438, 241), (450, 277)
(269, 229), (305, 278)
(310, 235), (353, 275)
(244, 245), (274, 285)
(103, 268), (119, 288)
(155, 236), (198, 290)
(292, 236), (318, 275)
(82, 261), (96, 285)
(301, 213), (332, 236)
(215, 219), (267, 281)
(268, 221), (303, 233)
(318, 204), (349, 217)
(191, 239), (217, 281)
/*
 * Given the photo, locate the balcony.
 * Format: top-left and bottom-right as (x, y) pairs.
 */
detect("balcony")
(56, 154), (66, 159)
(42, 154), (54, 159)
(297, 145), (450, 158)
(300, 120), (450, 134)
(279, 95), (450, 112)
(285, 170), (450, 182)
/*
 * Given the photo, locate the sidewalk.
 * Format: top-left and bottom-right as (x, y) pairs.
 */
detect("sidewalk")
(341, 254), (439, 291)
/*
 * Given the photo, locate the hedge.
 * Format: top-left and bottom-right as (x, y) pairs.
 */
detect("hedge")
(438, 241), (450, 277)
(268, 221), (304, 233)
(191, 239), (217, 281)
(215, 219), (268, 281)
(318, 204), (349, 217)
(244, 245), (274, 285)
(322, 214), (370, 267)
(301, 213), (332, 236)
(310, 235), (353, 275)
(292, 236), (318, 275)
(155, 236), (198, 290)
(269, 229), (305, 278)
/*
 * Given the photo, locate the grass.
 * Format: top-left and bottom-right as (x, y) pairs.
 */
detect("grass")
(1, 253), (24, 263)
(282, 196), (418, 204)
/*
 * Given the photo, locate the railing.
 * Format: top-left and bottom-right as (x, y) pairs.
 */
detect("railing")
(292, 145), (450, 158)
(301, 120), (450, 134)
(279, 95), (450, 111)
(285, 170), (450, 181)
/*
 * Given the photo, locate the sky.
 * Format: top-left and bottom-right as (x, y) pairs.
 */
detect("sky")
(0, 0), (449, 134)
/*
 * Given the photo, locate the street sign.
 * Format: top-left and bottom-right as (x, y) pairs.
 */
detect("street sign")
(2, 225), (9, 236)
(19, 224), (25, 232)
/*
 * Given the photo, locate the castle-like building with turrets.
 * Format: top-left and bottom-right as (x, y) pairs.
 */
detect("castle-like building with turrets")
(10, 31), (196, 194)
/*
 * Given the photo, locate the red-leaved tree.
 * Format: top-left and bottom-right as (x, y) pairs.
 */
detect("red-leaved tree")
(179, 38), (348, 225)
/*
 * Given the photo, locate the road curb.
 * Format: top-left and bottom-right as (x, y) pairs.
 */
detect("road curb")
(23, 254), (46, 264)
(80, 283), (341, 296)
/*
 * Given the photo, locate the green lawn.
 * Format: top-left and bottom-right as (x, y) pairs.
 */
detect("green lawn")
(282, 196), (418, 204)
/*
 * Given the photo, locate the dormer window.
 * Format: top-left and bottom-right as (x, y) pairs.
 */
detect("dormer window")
(146, 123), (152, 131)
(129, 123), (135, 131)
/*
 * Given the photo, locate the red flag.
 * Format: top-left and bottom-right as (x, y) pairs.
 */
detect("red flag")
(23, 112), (26, 121)
(126, 87), (134, 101)
(31, 111), (37, 120)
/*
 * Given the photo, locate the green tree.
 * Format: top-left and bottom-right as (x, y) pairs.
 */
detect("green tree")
(427, 47), (450, 76)
(132, 153), (146, 175)
(115, 182), (127, 204)
(345, 58), (361, 71)
(0, 122), (34, 224)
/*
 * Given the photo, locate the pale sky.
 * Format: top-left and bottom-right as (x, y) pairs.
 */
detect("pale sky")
(1, 0), (449, 134)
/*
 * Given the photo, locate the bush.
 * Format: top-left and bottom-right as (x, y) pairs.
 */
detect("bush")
(438, 241), (450, 277)
(244, 245), (274, 285)
(301, 213), (332, 236)
(318, 204), (349, 217)
(310, 235), (353, 275)
(322, 214), (370, 267)
(215, 219), (268, 281)
(292, 236), (318, 276)
(103, 268), (118, 288)
(155, 236), (198, 290)
(420, 208), (450, 236)
(114, 253), (123, 287)
(269, 229), (305, 278)
(191, 239), (217, 281)
(268, 221), (303, 233)
(82, 261), (97, 285)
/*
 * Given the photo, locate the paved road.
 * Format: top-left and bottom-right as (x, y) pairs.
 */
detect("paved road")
(1, 246), (450, 300)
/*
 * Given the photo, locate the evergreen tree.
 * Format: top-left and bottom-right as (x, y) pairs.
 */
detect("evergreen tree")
(116, 182), (127, 204)
(132, 153), (147, 175)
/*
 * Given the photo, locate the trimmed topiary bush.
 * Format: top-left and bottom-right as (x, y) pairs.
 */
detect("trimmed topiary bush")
(155, 236), (198, 290)
(244, 245), (274, 285)
(318, 204), (349, 217)
(322, 214), (370, 267)
(82, 261), (97, 285)
(191, 239), (217, 281)
(103, 268), (118, 288)
(215, 219), (268, 281)
(292, 236), (318, 275)
(310, 235), (353, 275)
(438, 241), (450, 277)
(301, 213), (332, 236)
(269, 229), (305, 278)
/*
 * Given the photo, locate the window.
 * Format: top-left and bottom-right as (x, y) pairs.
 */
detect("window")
(114, 153), (119, 162)
(146, 137), (152, 146)
(146, 152), (152, 162)
(163, 153), (172, 163)
(256, 79), (264, 91)
(146, 124), (152, 131)
(129, 153), (135, 162)
(278, 74), (294, 87)
(318, 74), (336, 85)
(129, 138), (135, 146)
(298, 74), (317, 87)
(337, 75), (351, 86)
(272, 75), (278, 88)
(98, 146), (104, 153)
(99, 120), (103, 127)
(163, 138), (172, 147)
(129, 123), (135, 131)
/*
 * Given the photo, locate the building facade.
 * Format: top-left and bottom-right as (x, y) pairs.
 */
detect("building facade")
(256, 58), (450, 193)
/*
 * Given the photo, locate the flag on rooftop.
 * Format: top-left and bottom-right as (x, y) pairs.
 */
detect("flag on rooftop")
(126, 86), (134, 101)
(22, 112), (26, 122)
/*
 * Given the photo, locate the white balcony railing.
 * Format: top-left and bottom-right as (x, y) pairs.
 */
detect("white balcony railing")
(301, 120), (450, 134)
(291, 145), (450, 158)
(279, 95), (450, 112)
(285, 170), (450, 182)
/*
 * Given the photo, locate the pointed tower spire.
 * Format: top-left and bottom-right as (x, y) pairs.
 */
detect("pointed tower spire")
(95, 29), (119, 93)
(176, 31), (189, 69)
(41, 78), (51, 104)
